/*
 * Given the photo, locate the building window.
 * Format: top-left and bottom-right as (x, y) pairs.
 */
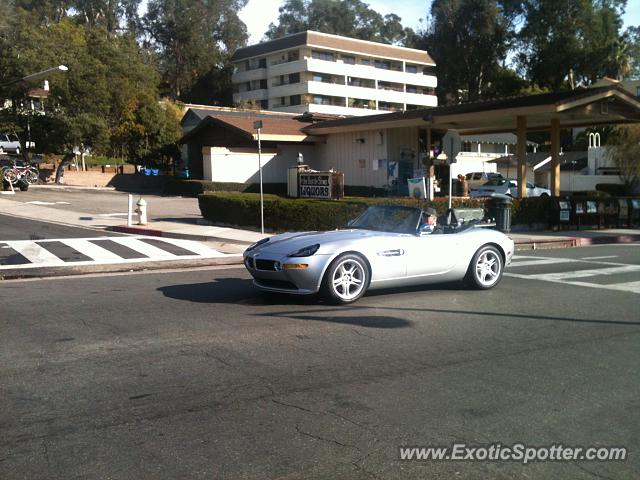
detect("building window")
(348, 98), (375, 109)
(374, 60), (390, 70)
(360, 58), (370, 65)
(313, 73), (323, 82)
(347, 76), (375, 88)
(378, 81), (403, 92)
(288, 50), (299, 62)
(378, 101), (403, 112)
(342, 55), (355, 64)
(312, 50), (334, 61)
(288, 72), (300, 84)
(260, 79), (268, 89)
(246, 81), (251, 91)
(258, 58), (266, 68)
(422, 65), (436, 76)
(406, 85), (417, 93)
(290, 95), (301, 106)
(405, 65), (418, 74)
(260, 100), (268, 109)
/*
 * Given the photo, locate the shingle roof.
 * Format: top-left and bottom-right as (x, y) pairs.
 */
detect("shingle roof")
(180, 109), (314, 144)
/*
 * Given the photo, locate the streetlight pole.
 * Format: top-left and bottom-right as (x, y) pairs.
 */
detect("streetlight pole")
(1, 65), (68, 88)
(254, 120), (265, 234)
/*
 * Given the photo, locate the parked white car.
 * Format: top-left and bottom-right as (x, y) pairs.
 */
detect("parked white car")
(0, 133), (34, 154)
(470, 178), (551, 197)
(464, 171), (504, 190)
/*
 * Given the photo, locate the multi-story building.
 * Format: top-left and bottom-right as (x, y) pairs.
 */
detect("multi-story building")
(231, 31), (437, 116)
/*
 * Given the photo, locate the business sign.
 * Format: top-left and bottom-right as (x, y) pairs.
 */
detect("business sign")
(408, 177), (427, 199)
(299, 173), (331, 199)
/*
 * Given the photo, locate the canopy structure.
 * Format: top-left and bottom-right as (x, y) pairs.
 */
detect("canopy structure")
(304, 86), (640, 197)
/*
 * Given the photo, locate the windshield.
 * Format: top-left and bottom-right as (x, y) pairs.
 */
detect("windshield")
(350, 205), (421, 234)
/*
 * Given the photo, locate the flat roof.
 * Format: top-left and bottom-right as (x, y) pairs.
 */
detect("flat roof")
(231, 30), (435, 65)
(303, 86), (640, 135)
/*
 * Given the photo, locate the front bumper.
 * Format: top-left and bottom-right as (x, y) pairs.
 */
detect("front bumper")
(243, 252), (330, 295)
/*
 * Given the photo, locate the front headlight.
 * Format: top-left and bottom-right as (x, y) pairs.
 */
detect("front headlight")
(287, 244), (320, 257)
(245, 237), (269, 252)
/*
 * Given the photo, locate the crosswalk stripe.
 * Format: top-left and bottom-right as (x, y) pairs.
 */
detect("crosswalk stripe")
(526, 265), (640, 281)
(5, 240), (65, 265)
(61, 239), (125, 261)
(509, 258), (579, 267)
(0, 236), (240, 270)
(151, 237), (227, 257)
(108, 237), (178, 258)
(504, 273), (640, 295)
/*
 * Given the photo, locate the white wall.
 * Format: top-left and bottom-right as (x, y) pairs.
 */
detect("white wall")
(202, 145), (318, 183)
(560, 173), (622, 192)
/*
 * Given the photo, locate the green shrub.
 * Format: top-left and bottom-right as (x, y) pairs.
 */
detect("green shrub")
(164, 179), (286, 197)
(198, 192), (488, 231)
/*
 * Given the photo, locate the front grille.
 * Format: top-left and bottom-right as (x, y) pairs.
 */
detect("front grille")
(255, 259), (278, 271)
(256, 279), (298, 290)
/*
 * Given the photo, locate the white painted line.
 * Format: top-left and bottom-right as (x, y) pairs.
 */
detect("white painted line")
(581, 255), (618, 260)
(153, 237), (227, 257)
(505, 270), (640, 294)
(108, 237), (179, 258)
(508, 258), (579, 267)
(528, 265), (640, 281)
(5, 240), (65, 265)
(61, 239), (123, 261)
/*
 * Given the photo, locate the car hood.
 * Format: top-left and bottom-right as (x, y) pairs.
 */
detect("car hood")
(250, 229), (398, 255)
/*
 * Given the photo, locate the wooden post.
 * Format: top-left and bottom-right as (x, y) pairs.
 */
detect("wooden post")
(550, 118), (561, 196)
(517, 116), (527, 198)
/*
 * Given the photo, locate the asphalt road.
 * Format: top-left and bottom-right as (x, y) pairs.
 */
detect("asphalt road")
(5, 188), (202, 222)
(1, 244), (638, 479)
(0, 213), (122, 240)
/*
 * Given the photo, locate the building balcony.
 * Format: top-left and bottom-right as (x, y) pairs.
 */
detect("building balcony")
(233, 89), (268, 104)
(265, 58), (437, 88)
(232, 68), (268, 84)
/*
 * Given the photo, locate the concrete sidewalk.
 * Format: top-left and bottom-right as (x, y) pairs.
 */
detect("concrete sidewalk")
(1, 193), (639, 252)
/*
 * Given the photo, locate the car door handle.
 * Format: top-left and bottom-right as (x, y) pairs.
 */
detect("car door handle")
(377, 249), (405, 257)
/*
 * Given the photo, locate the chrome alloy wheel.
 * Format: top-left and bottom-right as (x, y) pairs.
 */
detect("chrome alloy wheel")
(474, 249), (502, 287)
(331, 258), (366, 301)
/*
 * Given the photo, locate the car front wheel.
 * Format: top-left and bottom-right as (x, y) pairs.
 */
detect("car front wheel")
(321, 253), (369, 304)
(465, 245), (504, 289)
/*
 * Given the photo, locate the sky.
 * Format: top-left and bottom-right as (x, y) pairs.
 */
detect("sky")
(238, 0), (640, 45)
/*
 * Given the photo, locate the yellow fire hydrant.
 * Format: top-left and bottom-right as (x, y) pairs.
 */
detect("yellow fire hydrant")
(135, 197), (148, 225)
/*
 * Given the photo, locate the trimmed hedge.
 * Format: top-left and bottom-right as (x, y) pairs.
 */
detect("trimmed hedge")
(198, 192), (490, 231)
(164, 179), (286, 197)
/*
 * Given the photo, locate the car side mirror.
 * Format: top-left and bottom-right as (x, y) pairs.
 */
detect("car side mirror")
(347, 219), (355, 227)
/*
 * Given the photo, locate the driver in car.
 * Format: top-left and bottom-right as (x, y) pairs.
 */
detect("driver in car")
(419, 207), (439, 233)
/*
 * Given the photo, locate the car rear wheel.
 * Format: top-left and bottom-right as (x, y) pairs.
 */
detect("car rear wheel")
(465, 245), (503, 289)
(321, 253), (369, 304)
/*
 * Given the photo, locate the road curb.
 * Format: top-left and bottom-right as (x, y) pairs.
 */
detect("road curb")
(0, 256), (243, 281)
(514, 233), (640, 251)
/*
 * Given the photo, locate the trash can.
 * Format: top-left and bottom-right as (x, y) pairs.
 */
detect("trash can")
(630, 199), (640, 227)
(618, 199), (629, 227)
(487, 195), (512, 233)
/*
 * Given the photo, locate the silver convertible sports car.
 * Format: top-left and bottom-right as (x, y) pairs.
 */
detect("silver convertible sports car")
(243, 205), (514, 304)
